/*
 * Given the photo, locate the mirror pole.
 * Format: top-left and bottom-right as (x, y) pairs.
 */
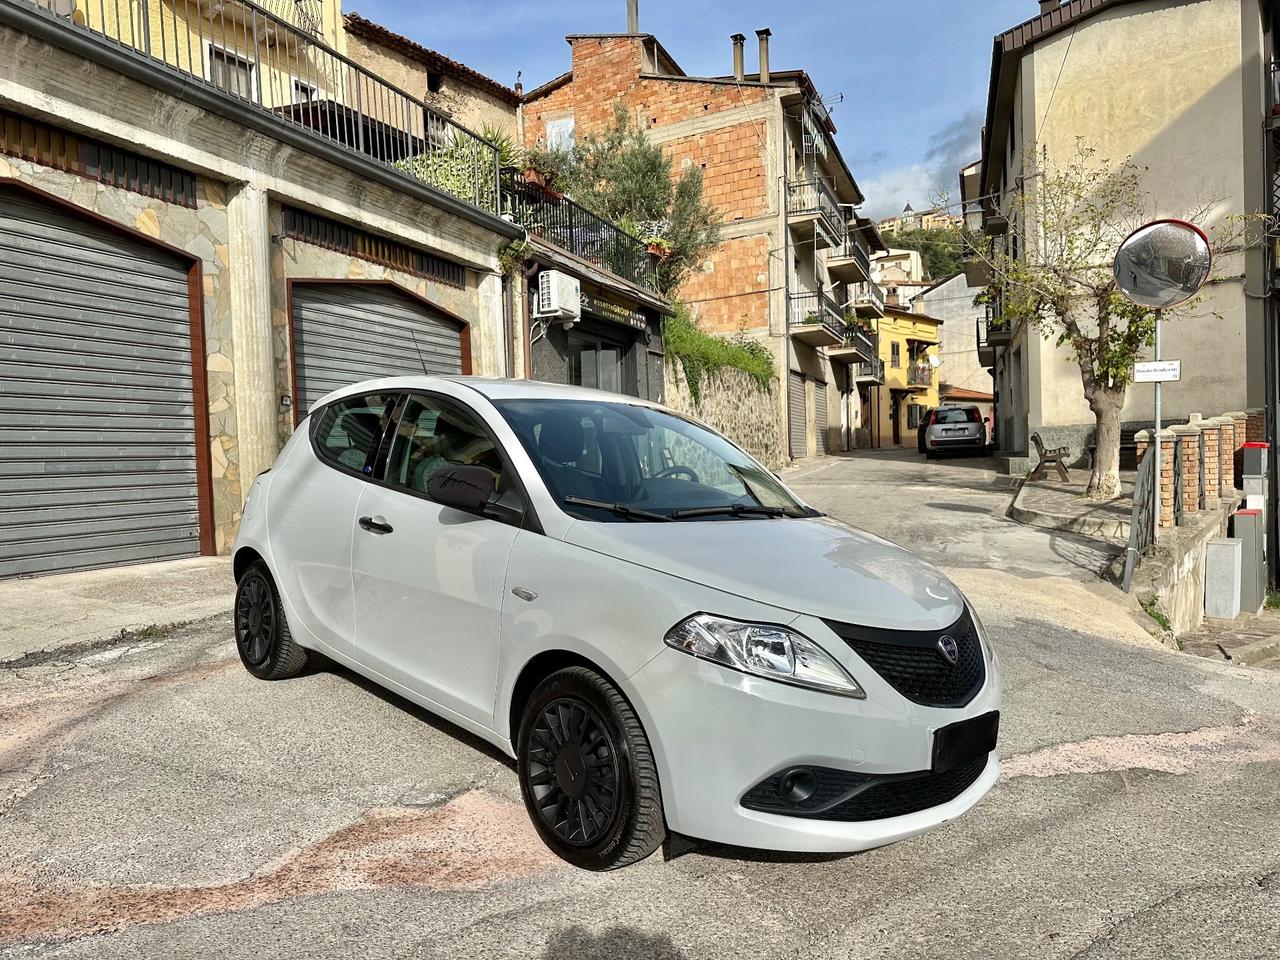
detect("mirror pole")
(1153, 308), (1162, 544)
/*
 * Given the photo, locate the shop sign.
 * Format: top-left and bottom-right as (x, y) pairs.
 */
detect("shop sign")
(581, 292), (648, 331)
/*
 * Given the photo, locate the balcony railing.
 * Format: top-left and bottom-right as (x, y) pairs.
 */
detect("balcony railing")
(787, 178), (845, 243)
(849, 280), (885, 315)
(907, 364), (933, 387)
(261, 0), (323, 35)
(845, 323), (876, 362)
(977, 317), (995, 368)
(855, 358), (885, 383)
(500, 171), (656, 292)
(26, 0), (500, 212)
(788, 290), (848, 343)
(832, 234), (871, 276)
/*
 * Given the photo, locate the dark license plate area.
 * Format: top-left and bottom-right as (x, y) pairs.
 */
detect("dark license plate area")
(932, 711), (999, 772)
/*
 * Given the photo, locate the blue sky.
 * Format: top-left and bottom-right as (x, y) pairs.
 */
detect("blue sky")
(347, 0), (1034, 219)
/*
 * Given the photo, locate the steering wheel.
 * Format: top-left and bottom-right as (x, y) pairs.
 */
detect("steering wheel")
(654, 465), (699, 483)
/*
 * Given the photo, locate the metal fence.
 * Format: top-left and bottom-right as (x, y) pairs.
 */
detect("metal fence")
(24, 0), (500, 211)
(788, 290), (846, 341)
(500, 171), (656, 291)
(850, 280), (884, 315)
(1122, 446), (1156, 592)
(856, 357), (885, 383)
(907, 365), (932, 387)
(833, 234), (872, 277)
(787, 178), (845, 241)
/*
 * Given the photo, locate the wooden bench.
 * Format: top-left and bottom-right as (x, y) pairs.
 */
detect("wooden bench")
(1086, 427), (1142, 470)
(1029, 432), (1070, 482)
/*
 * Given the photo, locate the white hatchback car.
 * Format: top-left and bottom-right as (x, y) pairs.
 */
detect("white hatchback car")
(232, 376), (1001, 870)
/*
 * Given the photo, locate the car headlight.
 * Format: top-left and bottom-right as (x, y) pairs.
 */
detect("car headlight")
(664, 614), (865, 699)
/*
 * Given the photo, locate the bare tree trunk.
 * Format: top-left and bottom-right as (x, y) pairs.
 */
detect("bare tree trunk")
(1086, 388), (1125, 500)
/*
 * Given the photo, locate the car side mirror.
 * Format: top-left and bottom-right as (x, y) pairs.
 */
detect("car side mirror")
(984, 417), (990, 423)
(426, 465), (494, 513)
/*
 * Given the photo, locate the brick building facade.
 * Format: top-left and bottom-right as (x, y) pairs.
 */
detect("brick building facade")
(521, 28), (886, 459)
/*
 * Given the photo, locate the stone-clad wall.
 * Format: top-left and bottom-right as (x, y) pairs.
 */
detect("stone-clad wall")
(266, 203), (482, 445)
(663, 364), (785, 471)
(0, 156), (242, 552)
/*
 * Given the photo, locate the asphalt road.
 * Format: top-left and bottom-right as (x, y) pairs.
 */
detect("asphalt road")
(3, 449), (1279, 959)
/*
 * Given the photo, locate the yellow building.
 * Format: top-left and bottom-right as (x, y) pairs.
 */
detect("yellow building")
(871, 305), (941, 448)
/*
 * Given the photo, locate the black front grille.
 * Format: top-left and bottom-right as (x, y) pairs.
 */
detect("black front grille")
(740, 754), (990, 822)
(824, 611), (986, 708)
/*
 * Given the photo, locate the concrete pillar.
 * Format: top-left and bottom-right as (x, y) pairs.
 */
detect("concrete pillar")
(1171, 423), (1200, 517)
(226, 182), (277, 495)
(476, 270), (505, 377)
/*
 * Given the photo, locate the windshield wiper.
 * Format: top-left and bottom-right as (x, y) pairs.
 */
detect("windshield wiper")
(669, 503), (791, 520)
(562, 496), (672, 522)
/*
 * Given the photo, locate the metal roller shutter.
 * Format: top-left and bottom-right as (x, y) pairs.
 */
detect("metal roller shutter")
(788, 372), (806, 460)
(291, 283), (465, 413)
(814, 381), (829, 457)
(0, 185), (200, 578)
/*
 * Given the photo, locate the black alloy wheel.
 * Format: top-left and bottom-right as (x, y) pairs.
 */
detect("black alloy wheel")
(526, 697), (620, 846)
(517, 667), (665, 870)
(233, 561), (309, 680)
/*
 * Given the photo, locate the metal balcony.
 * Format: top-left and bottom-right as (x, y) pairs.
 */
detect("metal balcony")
(848, 280), (885, 318)
(906, 365), (933, 389)
(787, 178), (845, 250)
(500, 171), (657, 291)
(854, 357), (885, 384)
(788, 291), (848, 348)
(18, 0), (501, 211)
(977, 318), (995, 368)
(827, 233), (871, 283)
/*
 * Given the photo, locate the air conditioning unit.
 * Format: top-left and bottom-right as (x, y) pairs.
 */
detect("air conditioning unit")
(537, 270), (582, 323)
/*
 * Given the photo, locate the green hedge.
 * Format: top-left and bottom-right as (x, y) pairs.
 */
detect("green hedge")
(664, 304), (774, 404)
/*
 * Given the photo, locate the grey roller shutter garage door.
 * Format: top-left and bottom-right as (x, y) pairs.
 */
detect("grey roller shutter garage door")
(291, 283), (465, 413)
(0, 185), (200, 578)
(788, 372), (806, 460)
(814, 381), (828, 457)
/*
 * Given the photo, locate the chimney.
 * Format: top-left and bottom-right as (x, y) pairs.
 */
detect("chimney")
(1038, 0), (1059, 13)
(756, 28), (771, 84)
(627, 0), (639, 34)
(731, 33), (745, 81)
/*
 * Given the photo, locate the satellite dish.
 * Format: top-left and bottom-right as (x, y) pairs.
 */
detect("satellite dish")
(927, 353), (941, 369)
(1113, 219), (1211, 310)
(36, 0), (77, 16)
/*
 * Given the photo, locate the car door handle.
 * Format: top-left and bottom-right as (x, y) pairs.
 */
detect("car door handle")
(358, 515), (394, 535)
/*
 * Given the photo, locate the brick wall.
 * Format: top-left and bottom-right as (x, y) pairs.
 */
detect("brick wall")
(676, 234), (769, 334)
(521, 42), (776, 337)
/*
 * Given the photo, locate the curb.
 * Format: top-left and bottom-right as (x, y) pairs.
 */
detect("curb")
(1005, 478), (1130, 541)
(1231, 636), (1280, 667)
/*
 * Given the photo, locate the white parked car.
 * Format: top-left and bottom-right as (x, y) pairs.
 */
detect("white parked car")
(232, 377), (1001, 870)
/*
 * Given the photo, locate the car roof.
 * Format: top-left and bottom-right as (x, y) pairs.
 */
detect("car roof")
(308, 376), (667, 414)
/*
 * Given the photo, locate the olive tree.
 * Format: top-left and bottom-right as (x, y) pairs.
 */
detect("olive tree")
(977, 142), (1253, 501)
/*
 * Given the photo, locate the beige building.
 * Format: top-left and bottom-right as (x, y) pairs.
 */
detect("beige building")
(974, 0), (1270, 469)
(0, 0), (519, 576)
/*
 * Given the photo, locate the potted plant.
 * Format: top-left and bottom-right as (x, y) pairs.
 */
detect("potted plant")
(522, 146), (568, 198)
(645, 235), (672, 258)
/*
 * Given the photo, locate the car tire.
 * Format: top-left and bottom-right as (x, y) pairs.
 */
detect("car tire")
(234, 561), (309, 681)
(517, 666), (665, 870)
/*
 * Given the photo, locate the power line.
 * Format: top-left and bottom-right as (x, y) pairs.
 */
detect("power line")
(1037, 23), (1077, 137)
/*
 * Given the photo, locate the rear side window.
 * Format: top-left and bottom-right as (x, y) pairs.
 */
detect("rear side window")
(312, 393), (397, 477)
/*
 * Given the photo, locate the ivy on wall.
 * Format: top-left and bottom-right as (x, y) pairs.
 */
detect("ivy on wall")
(664, 303), (774, 405)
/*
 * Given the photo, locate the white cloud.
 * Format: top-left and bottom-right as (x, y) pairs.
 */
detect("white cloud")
(860, 164), (936, 221)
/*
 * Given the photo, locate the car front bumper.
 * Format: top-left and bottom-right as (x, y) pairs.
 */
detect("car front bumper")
(626, 642), (1001, 853)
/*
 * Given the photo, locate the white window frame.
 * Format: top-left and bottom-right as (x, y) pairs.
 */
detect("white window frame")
(291, 77), (320, 105)
(205, 41), (259, 104)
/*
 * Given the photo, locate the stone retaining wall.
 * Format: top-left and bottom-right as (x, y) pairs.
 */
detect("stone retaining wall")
(663, 364), (786, 471)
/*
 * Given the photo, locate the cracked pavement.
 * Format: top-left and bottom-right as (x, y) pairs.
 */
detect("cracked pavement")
(2, 449), (1279, 958)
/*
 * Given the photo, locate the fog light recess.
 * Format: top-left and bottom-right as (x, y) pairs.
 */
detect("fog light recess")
(777, 767), (818, 804)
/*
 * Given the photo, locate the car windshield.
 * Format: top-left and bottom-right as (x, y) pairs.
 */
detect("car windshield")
(492, 398), (811, 521)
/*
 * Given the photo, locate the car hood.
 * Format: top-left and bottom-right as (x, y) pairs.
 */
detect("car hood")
(564, 515), (964, 631)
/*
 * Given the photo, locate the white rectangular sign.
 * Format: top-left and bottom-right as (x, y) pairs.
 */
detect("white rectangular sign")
(1134, 360), (1181, 384)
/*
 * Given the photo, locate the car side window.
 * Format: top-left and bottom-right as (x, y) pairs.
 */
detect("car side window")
(312, 393), (398, 477)
(386, 394), (506, 496)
